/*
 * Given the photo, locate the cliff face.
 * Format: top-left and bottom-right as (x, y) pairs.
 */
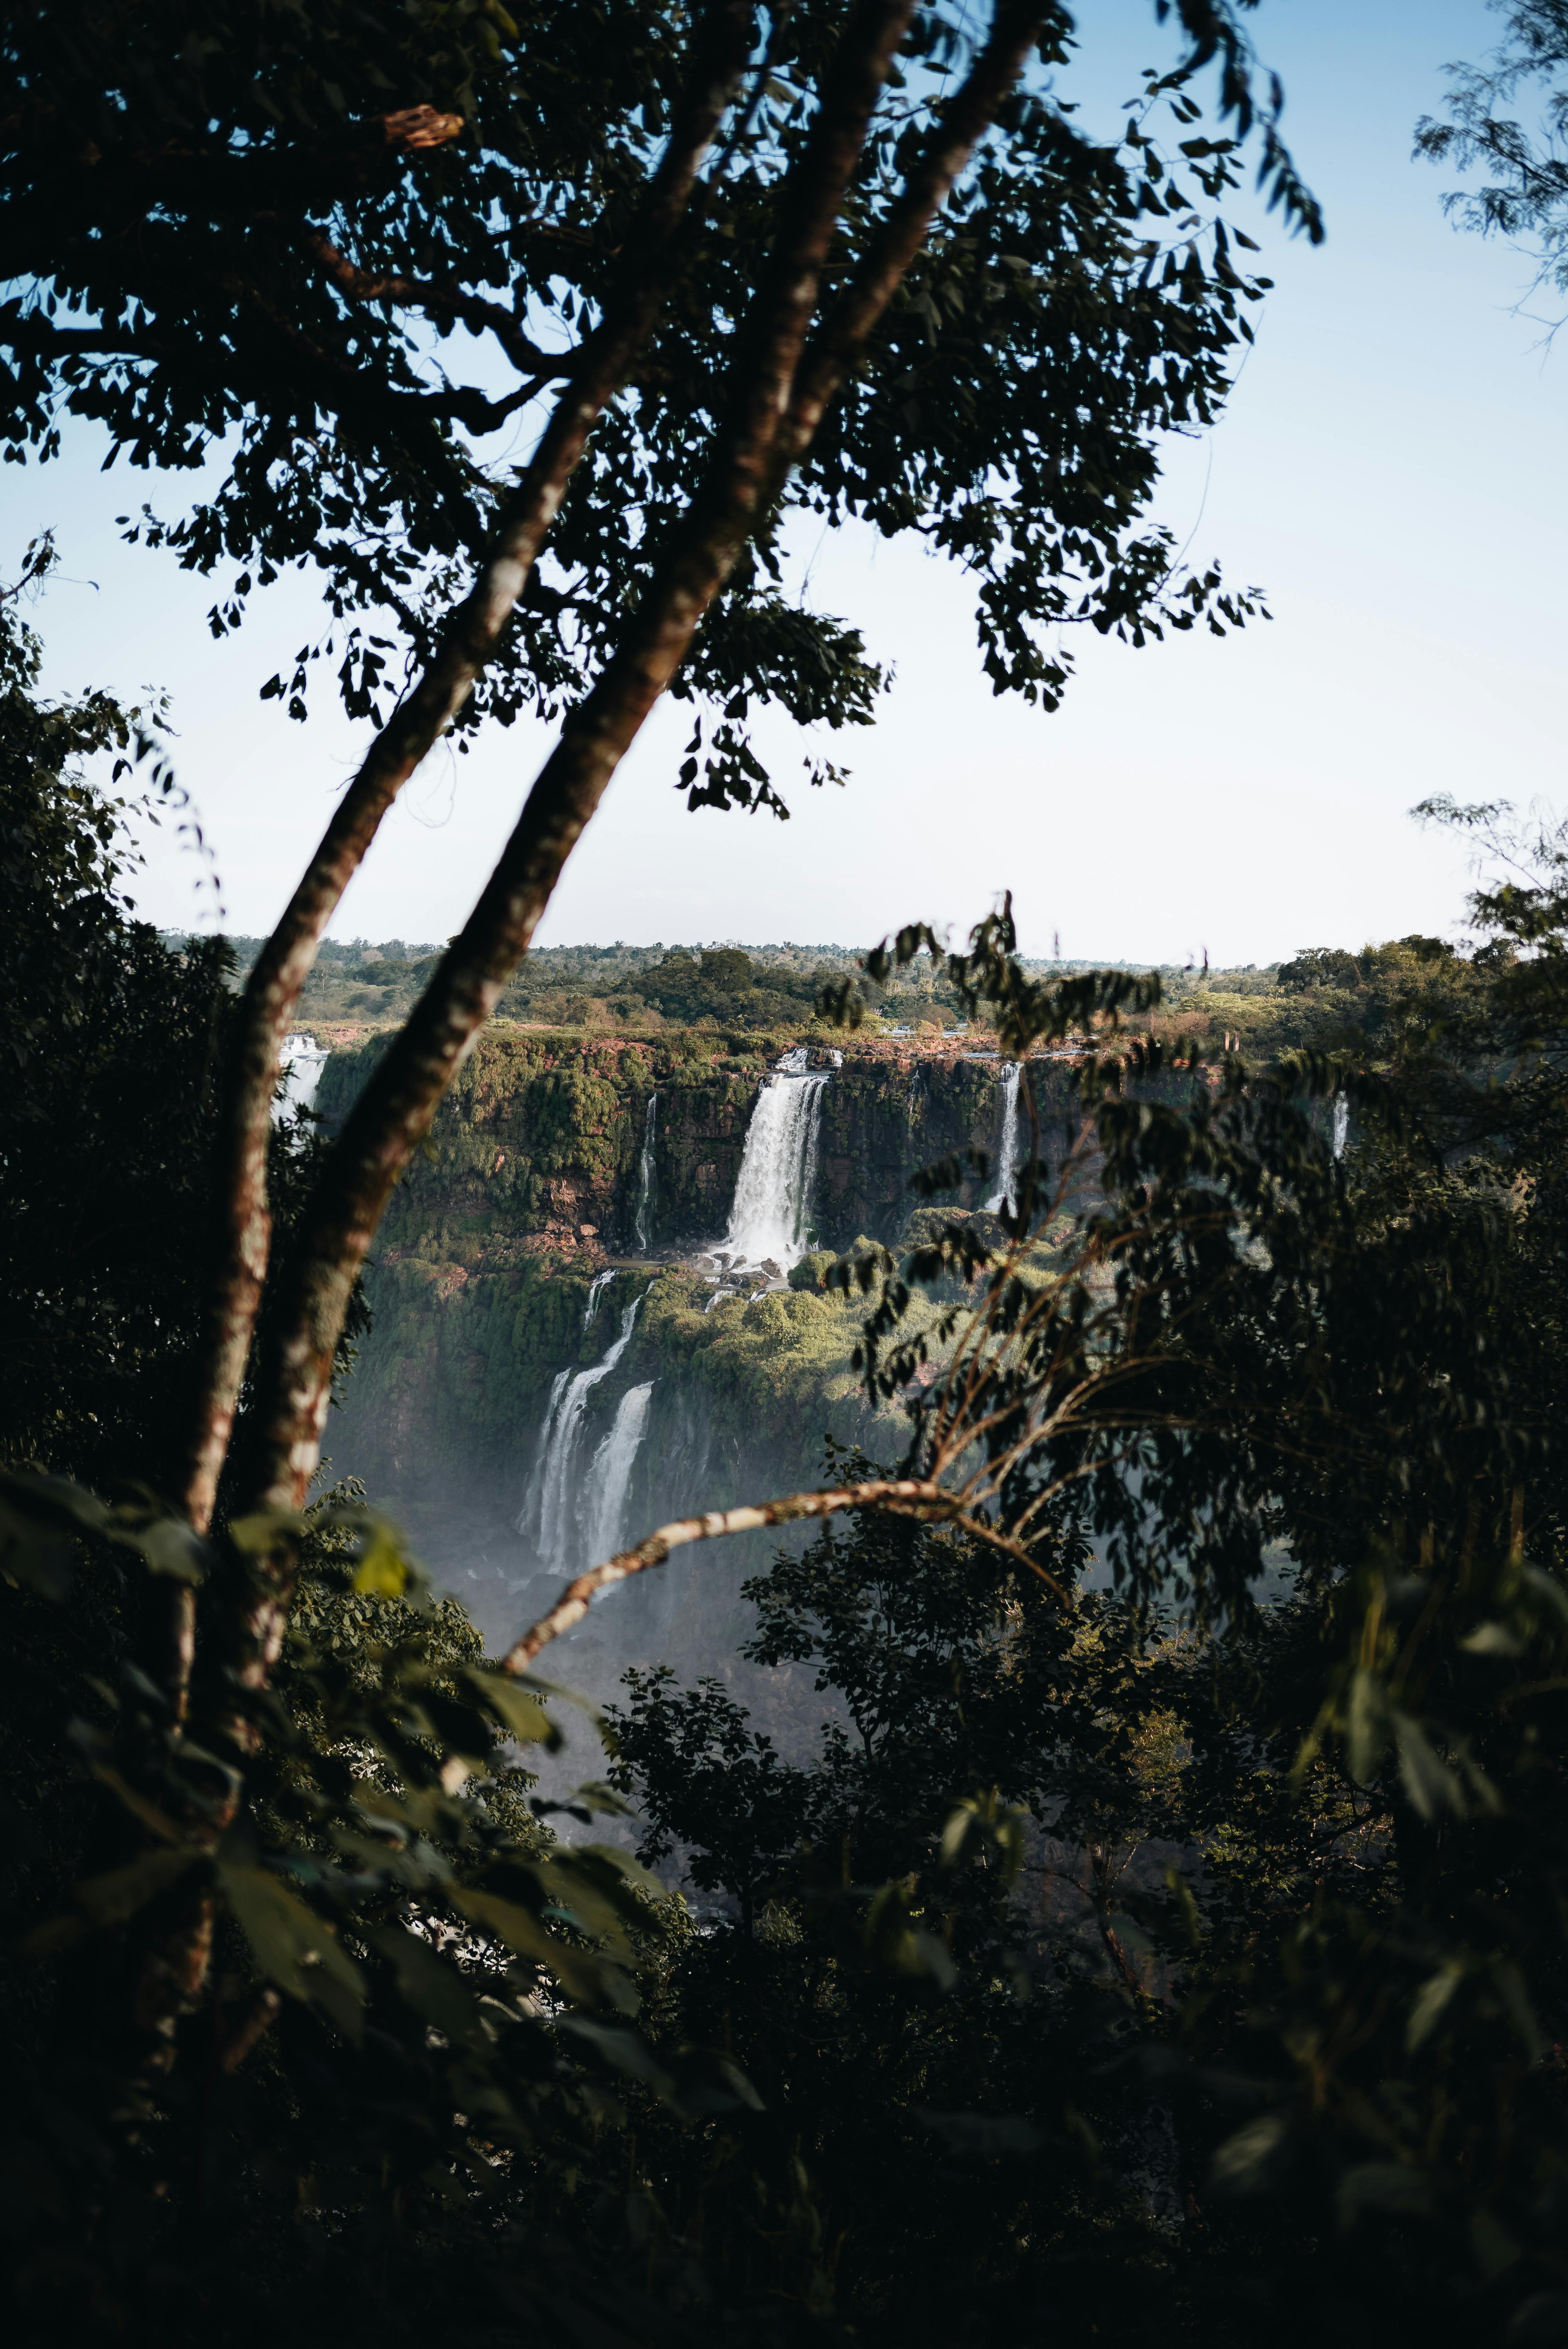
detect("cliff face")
(315, 1027), (1027, 1255)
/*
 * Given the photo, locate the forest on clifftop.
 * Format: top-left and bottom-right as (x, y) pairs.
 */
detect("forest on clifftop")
(194, 927), (1465, 1062)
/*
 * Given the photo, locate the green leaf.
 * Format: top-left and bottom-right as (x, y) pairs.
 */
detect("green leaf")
(0, 1468), (208, 1590)
(554, 2013), (674, 2091)
(1209, 2112), (1288, 2194)
(353, 1528), (413, 1599)
(452, 1887), (638, 2013)
(370, 1924), (483, 2046)
(463, 1669), (560, 1750)
(1344, 1665), (1388, 1784)
(217, 1861), (364, 2040)
(226, 1510), (305, 1556)
(128, 1516), (207, 1583)
(1393, 1712), (1465, 1820)
(1406, 1961), (1464, 2051)
(1518, 1563), (1568, 1625)
(1459, 1620), (1524, 1657)
(560, 1776), (636, 1817)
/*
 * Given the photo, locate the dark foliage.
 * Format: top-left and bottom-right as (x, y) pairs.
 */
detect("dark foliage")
(631, 945), (833, 1028)
(16, 9), (1568, 2343)
(1417, 0), (1568, 323)
(0, 580), (226, 1488)
(0, 587), (360, 1496)
(1, 0), (1310, 810)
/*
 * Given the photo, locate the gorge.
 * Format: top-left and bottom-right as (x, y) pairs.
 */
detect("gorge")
(311, 1028), (1063, 1680)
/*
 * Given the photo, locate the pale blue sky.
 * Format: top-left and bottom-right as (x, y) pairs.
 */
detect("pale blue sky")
(17, 0), (1563, 963)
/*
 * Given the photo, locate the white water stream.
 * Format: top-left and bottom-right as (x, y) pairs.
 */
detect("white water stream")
(634, 1094), (658, 1253)
(581, 1267), (617, 1328)
(583, 1381), (656, 1565)
(275, 1034), (328, 1127)
(721, 1051), (829, 1270)
(519, 1289), (645, 1568)
(986, 1062), (1023, 1213)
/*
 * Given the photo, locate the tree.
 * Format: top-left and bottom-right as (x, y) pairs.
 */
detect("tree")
(1417, 0), (1568, 326)
(0, 0), (1317, 1788)
(0, 552), (226, 1487)
(567, 864), (1568, 2342)
(0, 555), (370, 1505)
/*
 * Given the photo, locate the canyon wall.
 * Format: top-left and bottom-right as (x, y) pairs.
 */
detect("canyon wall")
(314, 1030), (1083, 1676)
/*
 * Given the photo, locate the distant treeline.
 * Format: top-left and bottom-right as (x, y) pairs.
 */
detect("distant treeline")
(156, 930), (1463, 1059)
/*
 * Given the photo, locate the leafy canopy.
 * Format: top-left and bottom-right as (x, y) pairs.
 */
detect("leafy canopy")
(2, 0), (1314, 810)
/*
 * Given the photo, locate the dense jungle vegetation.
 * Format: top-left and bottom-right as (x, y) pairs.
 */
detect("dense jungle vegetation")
(5, 2), (1568, 2344)
(12, 572), (1568, 2345)
(204, 926), (1465, 1055)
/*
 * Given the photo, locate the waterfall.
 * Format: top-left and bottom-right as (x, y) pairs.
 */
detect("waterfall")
(634, 1093), (658, 1253)
(582, 1267), (616, 1329)
(986, 1062), (1023, 1212)
(582, 1382), (655, 1565)
(1332, 1093), (1349, 1160)
(275, 1034), (328, 1126)
(723, 1055), (829, 1269)
(519, 1291), (644, 1565)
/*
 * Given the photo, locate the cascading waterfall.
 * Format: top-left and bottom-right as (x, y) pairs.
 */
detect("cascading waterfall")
(275, 1034), (328, 1127)
(986, 1062), (1023, 1212)
(722, 1052), (829, 1269)
(1332, 1093), (1349, 1160)
(581, 1267), (616, 1329)
(519, 1290), (644, 1566)
(582, 1382), (655, 1567)
(634, 1094), (658, 1253)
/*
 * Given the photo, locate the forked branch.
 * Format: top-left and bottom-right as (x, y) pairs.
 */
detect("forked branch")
(242, 0), (1044, 1546)
(175, 0), (758, 1572)
(240, 0), (927, 1531)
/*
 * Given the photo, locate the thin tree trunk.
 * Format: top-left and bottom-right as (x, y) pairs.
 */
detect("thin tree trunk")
(242, 0), (1044, 1524)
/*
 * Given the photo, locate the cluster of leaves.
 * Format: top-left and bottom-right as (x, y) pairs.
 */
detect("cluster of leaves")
(0, 581), (362, 1496)
(581, 827), (1568, 2340)
(0, 570), (228, 1487)
(10, 793), (1568, 2344)
(628, 945), (836, 1029)
(605, 1518), (1196, 2336)
(1417, 0), (1568, 324)
(2, 0), (1313, 812)
(0, 1484), (787, 2344)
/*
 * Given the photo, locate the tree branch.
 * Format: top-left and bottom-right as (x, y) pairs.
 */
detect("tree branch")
(293, 228), (576, 379)
(501, 1478), (959, 1671)
(778, 0), (1048, 471)
(218, 1985), (282, 2073)
(0, 297), (484, 503)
